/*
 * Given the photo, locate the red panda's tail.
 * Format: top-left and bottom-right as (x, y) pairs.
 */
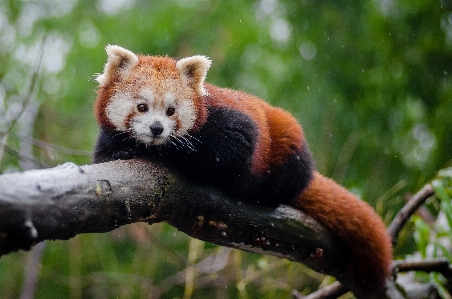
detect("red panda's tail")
(293, 172), (393, 299)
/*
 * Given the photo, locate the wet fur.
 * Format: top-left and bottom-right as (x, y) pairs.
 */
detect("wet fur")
(93, 45), (392, 298)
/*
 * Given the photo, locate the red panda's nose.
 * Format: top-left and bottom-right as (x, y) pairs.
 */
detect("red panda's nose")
(150, 122), (164, 136)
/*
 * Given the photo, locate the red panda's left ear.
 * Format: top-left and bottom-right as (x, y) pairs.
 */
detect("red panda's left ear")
(176, 55), (211, 96)
(96, 45), (139, 87)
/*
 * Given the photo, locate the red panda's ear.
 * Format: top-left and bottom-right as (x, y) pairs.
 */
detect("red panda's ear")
(96, 45), (139, 86)
(176, 55), (211, 96)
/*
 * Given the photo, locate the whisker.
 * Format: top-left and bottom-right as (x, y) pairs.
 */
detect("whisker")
(186, 133), (202, 144)
(180, 136), (196, 151)
(166, 137), (180, 149)
(173, 135), (186, 146)
(172, 133), (197, 151)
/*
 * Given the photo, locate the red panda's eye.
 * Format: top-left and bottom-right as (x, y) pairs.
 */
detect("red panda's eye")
(166, 107), (175, 116)
(137, 104), (148, 112)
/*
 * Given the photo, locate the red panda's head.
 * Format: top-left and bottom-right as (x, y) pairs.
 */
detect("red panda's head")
(94, 45), (210, 146)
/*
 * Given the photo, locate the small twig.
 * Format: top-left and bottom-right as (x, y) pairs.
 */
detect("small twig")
(394, 258), (452, 278)
(387, 184), (435, 246)
(292, 281), (348, 299)
(12, 134), (91, 157)
(0, 134), (7, 163)
(0, 35), (45, 139)
(19, 242), (46, 299)
(2, 143), (48, 169)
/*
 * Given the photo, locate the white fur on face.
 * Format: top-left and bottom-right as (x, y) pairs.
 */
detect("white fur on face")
(106, 87), (197, 146)
(131, 89), (174, 145)
(106, 92), (135, 131)
(132, 113), (174, 145)
(175, 94), (197, 134)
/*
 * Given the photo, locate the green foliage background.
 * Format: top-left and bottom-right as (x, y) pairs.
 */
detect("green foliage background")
(0, 0), (451, 298)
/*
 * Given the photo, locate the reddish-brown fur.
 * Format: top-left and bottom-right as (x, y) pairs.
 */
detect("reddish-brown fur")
(204, 84), (392, 297)
(205, 84), (304, 175)
(95, 86), (116, 129)
(94, 50), (393, 298)
(294, 172), (393, 298)
(95, 55), (208, 131)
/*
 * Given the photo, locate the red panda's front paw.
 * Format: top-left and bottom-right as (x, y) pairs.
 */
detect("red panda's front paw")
(113, 148), (135, 160)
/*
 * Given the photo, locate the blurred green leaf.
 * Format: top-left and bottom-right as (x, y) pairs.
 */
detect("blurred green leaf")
(431, 272), (451, 299)
(413, 216), (431, 258)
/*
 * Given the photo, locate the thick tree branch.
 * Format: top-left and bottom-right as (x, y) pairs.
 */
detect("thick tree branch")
(0, 159), (348, 279)
(2, 160), (450, 298)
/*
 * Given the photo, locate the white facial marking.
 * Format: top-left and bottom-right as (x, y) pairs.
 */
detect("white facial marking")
(176, 97), (196, 133)
(164, 92), (176, 107)
(132, 110), (174, 145)
(127, 89), (176, 145)
(107, 83), (198, 146)
(106, 92), (134, 131)
(140, 88), (154, 102)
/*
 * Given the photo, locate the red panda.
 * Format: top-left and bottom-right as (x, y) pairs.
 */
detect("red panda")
(93, 45), (393, 298)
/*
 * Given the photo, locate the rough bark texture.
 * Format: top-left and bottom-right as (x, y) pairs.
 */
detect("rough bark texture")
(0, 159), (348, 278)
(2, 159), (449, 298)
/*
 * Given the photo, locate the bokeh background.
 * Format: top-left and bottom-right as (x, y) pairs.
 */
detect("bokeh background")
(1, 0), (451, 298)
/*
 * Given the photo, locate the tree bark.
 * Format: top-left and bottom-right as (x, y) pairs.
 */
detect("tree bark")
(2, 159), (450, 298)
(0, 159), (348, 279)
